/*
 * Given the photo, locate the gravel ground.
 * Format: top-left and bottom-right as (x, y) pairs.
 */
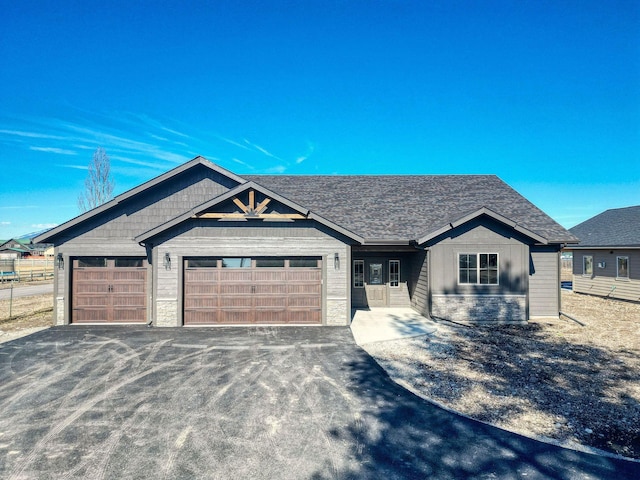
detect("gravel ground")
(364, 289), (640, 459)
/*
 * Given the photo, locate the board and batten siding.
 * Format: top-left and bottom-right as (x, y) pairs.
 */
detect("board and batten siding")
(409, 250), (429, 316)
(572, 249), (640, 302)
(152, 223), (351, 327)
(528, 247), (561, 317)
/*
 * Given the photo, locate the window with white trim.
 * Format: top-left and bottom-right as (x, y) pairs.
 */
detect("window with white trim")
(459, 253), (498, 285)
(583, 255), (593, 275)
(617, 256), (629, 279)
(354, 260), (364, 288)
(389, 260), (400, 287)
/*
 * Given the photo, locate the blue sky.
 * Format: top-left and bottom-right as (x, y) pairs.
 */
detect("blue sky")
(1, 0), (638, 239)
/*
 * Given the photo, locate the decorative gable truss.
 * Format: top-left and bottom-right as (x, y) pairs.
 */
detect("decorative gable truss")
(195, 188), (307, 221)
(135, 181), (364, 244)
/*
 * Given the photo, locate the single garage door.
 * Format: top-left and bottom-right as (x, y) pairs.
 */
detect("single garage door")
(184, 257), (322, 325)
(72, 257), (147, 323)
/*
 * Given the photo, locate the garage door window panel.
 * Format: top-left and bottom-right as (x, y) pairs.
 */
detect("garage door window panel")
(222, 257), (251, 268)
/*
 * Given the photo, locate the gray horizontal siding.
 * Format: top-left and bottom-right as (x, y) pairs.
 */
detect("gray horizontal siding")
(573, 276), (640, 302)
(572, 249), (640, 302)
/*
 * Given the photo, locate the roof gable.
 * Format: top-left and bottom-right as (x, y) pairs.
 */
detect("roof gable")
(34, 157), (245, 243)
(569, 205), (640, 247)
(417, 207), (548, 245)
(135, 181), (364, 243)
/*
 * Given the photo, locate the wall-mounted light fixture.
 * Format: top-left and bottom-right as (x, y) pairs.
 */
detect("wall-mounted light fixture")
(334, 252), (340, 270)
(163, 253), (171, 270)
(57, 253), (64, 270)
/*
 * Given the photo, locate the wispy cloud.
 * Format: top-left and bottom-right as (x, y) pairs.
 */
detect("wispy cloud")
(0, 129), (67, 140)
(30, 146), (77, 155)
(296, 142), (316, 164)
(57, 164), (88, 170)
(243, 138), (286, 162)
(231, 157), (254, 170)
(0, 221), (10, 225)
(216, 135), (252, 151)
(1, 109), (316, 183)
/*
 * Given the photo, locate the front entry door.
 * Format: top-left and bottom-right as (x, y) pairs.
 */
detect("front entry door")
(365, 262), (387, 307)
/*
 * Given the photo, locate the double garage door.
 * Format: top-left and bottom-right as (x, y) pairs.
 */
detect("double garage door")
(71, 256), (322, 325)
(184, 257), (322, 325)
(72, 257), (147, 323)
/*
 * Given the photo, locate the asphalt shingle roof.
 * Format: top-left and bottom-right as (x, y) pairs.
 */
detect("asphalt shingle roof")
(569, 206), (640, 247)
(245, 174), (576, 243)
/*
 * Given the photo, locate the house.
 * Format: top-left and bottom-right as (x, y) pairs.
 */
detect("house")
(34, 157), (577, 326)
(0, 239), (32, 259)
(566, 206), (640, 302)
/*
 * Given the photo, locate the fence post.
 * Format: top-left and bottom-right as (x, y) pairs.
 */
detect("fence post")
(9, 281), (13, 319)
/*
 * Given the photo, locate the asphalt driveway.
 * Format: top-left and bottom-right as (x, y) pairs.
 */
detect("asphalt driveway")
(0, 327), (638, 479)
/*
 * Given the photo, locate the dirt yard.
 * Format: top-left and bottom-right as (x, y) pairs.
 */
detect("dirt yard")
(0, 292), (53, 343)
(365, 289), (640, 459)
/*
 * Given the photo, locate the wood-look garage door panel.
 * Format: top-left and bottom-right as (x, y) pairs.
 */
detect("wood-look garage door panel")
(72, 259), (147, 324)
(220, 270), (253, 282)
(288, 310), (321, 324)
(219, 310), (253, 324)
(288, 283), (322, 294)
(288, 297), (322, 308)
(186, 310), (220, 324)
(219, 284), (254, 294)
(254, 296), (288, 308)
(184, 258), (322, 325)
(253, 284), (288, 295)
(253, 271), (287, 282)
(219, 296), (253, 308)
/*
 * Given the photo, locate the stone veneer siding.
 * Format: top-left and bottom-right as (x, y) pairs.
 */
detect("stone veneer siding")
(156, 299), (179, 327)
(431, 294), (526, 323)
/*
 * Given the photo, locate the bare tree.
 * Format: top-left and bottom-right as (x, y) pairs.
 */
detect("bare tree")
(77, 147), (115, 212)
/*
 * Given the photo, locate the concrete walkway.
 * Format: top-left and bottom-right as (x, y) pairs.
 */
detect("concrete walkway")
(350, 307), (437, 345)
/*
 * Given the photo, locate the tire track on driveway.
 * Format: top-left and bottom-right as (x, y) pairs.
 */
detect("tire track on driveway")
(7, 340), (246, 480)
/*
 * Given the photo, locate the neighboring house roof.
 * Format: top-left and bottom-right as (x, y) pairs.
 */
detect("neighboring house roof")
(0, 239), (31, 252)
(569, 205), (640, 248)
(35, 157), (577, 245)
(246, 174), (577, 244)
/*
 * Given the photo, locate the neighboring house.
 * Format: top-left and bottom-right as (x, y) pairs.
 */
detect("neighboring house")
(35, 157), (577, 327)
(0, 239), (32, 259)
(567, 206), (640, 302)
(28, 242), (53, 257)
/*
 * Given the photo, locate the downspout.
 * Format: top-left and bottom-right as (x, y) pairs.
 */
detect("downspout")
(426, 248), (432, 318)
